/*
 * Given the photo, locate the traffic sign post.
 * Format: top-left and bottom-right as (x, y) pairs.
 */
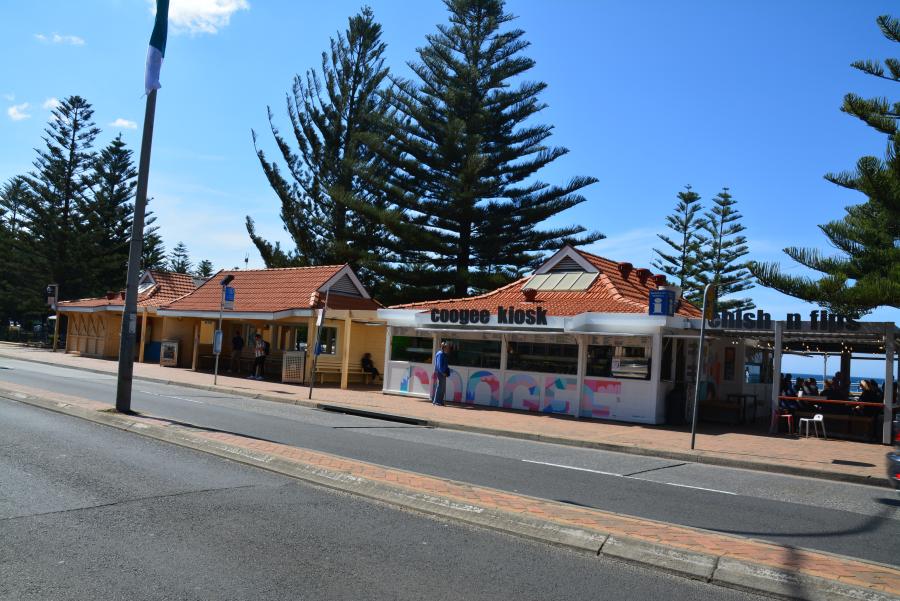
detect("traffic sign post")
(213, 275), (235, 385)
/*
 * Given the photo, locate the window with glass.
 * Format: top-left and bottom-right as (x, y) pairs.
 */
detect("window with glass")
(445, 338), (501, 369)
(587, 343), (651, 380)
(391, 335), (435, 363)
(744, 347), (772, 384)
(507, 341), (578, 374)
(279, 325), (309, 352)
(318, 326), (338, 355)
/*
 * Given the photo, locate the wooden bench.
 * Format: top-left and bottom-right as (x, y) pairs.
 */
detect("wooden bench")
(313, 365), (375, 385)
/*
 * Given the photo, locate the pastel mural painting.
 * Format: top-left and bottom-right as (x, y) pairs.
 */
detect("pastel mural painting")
(445, 369), (464, 403)
(466, 370), (501, 406)
(543, 376), (577, 415)
(503, 373), (541, 411)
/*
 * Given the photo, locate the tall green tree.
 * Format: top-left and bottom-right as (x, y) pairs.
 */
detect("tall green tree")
(168, 241), (192, 274)
(141, 202), (167, 271)
(80, 135), (136, 296)
(21, 95), (100, 303)
(652, 185), (705, 301)
(248, 7), (394, 294)
(195, 259), (214, 278)
(697, 188), (752, 311)
(372, 0), (601, 301)
(751, 15), (900, 314)
(0, 177), (36, 323)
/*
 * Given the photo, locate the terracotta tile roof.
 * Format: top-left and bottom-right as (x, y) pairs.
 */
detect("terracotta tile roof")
(138, 271), (197, 307)
(161, 265), (380, 313)
(390, 248), (702, 318)
(58, 271), (199, 311)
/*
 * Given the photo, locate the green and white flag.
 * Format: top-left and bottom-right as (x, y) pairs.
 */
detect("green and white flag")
(144, 0), (169, 94)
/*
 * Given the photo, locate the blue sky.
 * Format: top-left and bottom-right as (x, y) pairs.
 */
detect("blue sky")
(1, 0), (897, 376)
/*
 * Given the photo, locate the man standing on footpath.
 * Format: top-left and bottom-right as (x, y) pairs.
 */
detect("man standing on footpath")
(432, 341), (450, 406)
(229, 329), (244, 373)
(248, 333), (267, 381)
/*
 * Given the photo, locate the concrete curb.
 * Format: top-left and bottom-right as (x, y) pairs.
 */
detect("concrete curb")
(0, 349), (889, 489)
(2, 387), (897, 601)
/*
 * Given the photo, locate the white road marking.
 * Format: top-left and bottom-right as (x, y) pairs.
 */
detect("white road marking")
(522, 459), (622, 477)
(137, 390), (204, 404)
(661, 482), (736, 495)
(521, 459), (736, 495)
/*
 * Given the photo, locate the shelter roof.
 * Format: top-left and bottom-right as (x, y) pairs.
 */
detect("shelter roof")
(160, 265), (380, 313)
(57, 271), (199, 311)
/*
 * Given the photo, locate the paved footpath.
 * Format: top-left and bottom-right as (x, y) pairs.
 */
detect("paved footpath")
(0, 376), (897, 601)
(0, 344), (891, 486)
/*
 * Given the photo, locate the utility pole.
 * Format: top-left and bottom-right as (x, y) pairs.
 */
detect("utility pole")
(115, 0), (168, 413)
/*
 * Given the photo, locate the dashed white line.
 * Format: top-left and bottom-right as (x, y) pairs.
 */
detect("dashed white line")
(137, 390), (204, 404)
(521, 459), (736, 495)
(662, 482), (736, 495)
(522, 459), (622, 477)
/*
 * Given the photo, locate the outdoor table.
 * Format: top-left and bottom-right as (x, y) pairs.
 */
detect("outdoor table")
(777, 396), (885, 409)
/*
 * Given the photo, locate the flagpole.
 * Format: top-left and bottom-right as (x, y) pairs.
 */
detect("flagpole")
(115, 88), (158, 413)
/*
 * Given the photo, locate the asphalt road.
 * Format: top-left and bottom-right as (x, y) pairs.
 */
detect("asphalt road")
(1, 357), (898, 568)
(0, 397), (772, 601)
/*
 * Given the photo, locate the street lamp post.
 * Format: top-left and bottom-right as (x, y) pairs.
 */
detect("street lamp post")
(689, 282), (723, 450)
(213, 275), (235, 385)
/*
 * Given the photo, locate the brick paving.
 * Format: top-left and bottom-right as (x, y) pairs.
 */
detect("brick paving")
(0, 344), (891, 483)
(1, 375), (898, 597)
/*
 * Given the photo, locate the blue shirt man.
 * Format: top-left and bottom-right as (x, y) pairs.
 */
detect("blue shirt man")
(432, 341), (450, 406)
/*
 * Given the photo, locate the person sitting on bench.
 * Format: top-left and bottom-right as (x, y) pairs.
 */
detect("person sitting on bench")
(361, 353), (380, 381)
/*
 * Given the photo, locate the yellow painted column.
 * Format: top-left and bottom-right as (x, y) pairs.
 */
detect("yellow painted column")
(138, 310), (149, 363)
(191, 322), (200, 371)
(340, 314), (352, 389)
(305, 315), (317, 383)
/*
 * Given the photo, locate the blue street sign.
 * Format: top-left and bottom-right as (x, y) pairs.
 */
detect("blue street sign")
(223, 286), (235, 310)
(649, 289), (675, 316)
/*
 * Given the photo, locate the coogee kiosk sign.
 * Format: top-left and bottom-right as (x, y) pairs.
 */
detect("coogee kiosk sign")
(427, 306), (552, 327)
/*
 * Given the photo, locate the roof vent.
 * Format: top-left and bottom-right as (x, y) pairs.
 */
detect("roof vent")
(522, 287), (538, 302)
(120, 291), (126, 300)
(635, 268), (651, 282)
(105, 291), (116, 300)
(617, 262), (633, 278)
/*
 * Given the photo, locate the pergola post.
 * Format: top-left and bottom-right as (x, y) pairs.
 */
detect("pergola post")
(340, 313), (352, 390)
(884, 327), (895, 445)
(138, 310), (149, 363)
(769, 321), (783, 433)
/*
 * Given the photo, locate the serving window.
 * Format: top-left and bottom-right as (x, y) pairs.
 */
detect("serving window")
(445, 338), (501, 369)
(391, 335), (434, 363)
(507, 340), (578, 375)
(587, 336), (651, 380)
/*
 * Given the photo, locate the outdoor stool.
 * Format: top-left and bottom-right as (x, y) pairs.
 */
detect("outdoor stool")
(799, 413), (826, 439)
(771, 410), (794, 434)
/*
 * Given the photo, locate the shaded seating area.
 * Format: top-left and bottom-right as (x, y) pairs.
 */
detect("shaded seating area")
(776, 395), (894, 442)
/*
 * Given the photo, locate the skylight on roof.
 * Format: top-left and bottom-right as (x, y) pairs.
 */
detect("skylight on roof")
(524, 272), (597, 291)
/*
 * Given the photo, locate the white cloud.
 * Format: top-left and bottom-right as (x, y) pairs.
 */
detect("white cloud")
(2, 93), (14, 102)
(110, 118), (138, 129)
(34, 33), (85, 45)
(7, 103), (31, 121)
(155, 0), (250, 35)
(42, 97), (60, 110)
